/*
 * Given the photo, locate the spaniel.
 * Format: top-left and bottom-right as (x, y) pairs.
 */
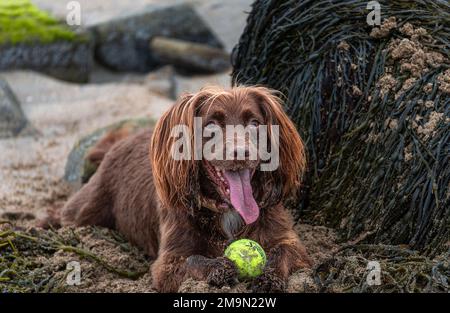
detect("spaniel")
(60, 86), (312, 292)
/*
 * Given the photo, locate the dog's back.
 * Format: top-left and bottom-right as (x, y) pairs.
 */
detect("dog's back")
(61, 129), (161, 258)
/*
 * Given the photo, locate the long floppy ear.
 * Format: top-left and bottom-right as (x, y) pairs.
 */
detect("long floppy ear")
(150, 88), (223, 211)
(249, 87), (307, 198)
(150, 93), (201, 211)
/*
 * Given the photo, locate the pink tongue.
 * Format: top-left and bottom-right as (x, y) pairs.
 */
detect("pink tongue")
(223, 169), (259, 224)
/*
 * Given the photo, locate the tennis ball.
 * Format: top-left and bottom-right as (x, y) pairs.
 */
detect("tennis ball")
(224, 239), (267, 279)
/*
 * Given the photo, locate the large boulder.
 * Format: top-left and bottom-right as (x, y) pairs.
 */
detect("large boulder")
(0, 0), (93, 83)
(90, 3), (223, 72)
(0, 78), (29, 138)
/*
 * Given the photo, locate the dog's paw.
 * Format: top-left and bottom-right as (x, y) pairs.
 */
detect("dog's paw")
(185, 255), (238, 287)
(206, 257), (239, 288)
(250, 268), (286, 293)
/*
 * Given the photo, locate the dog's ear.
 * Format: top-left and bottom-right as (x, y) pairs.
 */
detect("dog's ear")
(150, 93), (200, 211)
(151, 90), (218, 211)
(249, 87), (307, 198)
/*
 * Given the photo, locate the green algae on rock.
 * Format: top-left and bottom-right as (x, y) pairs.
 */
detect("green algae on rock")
(0, 0), (92, 82)
(0, 0), (77, 45)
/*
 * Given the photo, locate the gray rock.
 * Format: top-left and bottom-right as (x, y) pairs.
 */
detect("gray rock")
(0, 39), (93, 83)
(0, 78), (29, 138)
(90, 3), (223, 72)
(143, 65), (177, 99)
(150, 37), (230, 73)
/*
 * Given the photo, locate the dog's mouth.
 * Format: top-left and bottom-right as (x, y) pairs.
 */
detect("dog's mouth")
(201, 161), (259, 225)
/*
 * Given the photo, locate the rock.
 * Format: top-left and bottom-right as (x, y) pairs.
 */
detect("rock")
(0, 40), (93, 83)
(143, 65), (177, 99)
(150, 37), (230, 74)
(64, 118), (155, 190)
(32, 0), (253, 53)
(0, 78), (29, 138)
(90, 3), (223, 72)
(0, 1), (93, 83)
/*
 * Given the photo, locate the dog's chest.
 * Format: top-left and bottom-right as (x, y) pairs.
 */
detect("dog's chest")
(195, 208), (253, 256)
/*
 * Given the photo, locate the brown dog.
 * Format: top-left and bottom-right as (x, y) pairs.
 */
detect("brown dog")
(60, 86), (312, 292)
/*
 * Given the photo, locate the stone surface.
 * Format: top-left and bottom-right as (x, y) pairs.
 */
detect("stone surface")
(0, 0), (93, 83)
(89, 3), (223, 72)
(143, 66), (177, 98)
(0, 78), (29, 138)
(150, 37), (230, 73)
(0, 40), (93, 83)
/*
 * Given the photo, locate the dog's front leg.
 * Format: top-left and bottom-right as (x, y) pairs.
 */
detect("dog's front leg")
(151, 252), (239, 292)
(150, 215), (205, 292)
(248, 205), (312, 292)
(150, 217), (238, 292)
(252, 243), (306, 292)
(252, 233), (312, 292)
(151, 251), (190, 292)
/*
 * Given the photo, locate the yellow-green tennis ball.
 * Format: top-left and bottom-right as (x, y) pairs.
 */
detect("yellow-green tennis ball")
(224, 239), (267, 280)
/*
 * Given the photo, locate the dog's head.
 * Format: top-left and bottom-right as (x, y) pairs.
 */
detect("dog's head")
(150, 86), (306, 236)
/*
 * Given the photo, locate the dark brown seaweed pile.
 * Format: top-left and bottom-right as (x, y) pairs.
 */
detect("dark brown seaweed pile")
(232, 0), (450, 256)
(0, 222), (148, 292)
(315, 244), (449, 292)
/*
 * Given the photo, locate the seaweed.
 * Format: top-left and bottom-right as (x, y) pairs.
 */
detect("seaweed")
(314, 245), (449, 292)
(232, 0), (450, 256)
(0, 222), (148, 293)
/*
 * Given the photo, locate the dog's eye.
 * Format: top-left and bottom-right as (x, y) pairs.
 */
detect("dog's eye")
(205, 121), (222, 130)
(248, 119), (260, 127)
